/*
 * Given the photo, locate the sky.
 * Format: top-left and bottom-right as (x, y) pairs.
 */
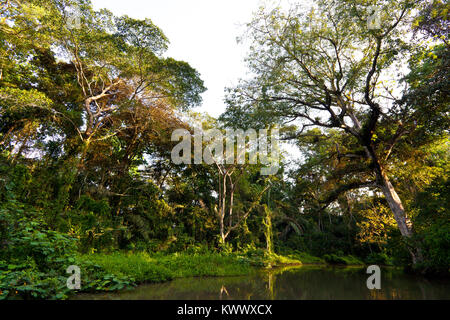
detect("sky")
(91, 0), (304, 164)
(91, 0), (272, 117)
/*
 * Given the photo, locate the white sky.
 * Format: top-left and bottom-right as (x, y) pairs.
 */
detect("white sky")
(91, 0), (297, 117)
(91, 0), (304, 165)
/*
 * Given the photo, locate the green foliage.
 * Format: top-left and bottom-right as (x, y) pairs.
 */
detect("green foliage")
(0, 198), (138, 299)
(275, 247), (325, 264)
(0, 262), (69, 300)
(64, 258), (135, 293)
(418, 221), (450, 274)
(323, 254), (348, 265)
(0, 199), (76, 299)
(79, 251), (253, 283)
(364, 252), (393, 266)
(78, 252), (173, 283)
(262, 205), (274, 253)
(288, 251), (325, 265)
(63, 196), (117, 252)
(411, 176), (450, 275)
(218, 241), (234, 254)
(236, 246), (302, 268)
(0, 199), (76, 269)
(323, 254), (364, 266)
(157, 252), (253, 278)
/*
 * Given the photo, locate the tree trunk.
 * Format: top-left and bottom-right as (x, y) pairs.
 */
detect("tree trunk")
(220, 174), (227, 244)
(219, 216), (225, 244)
(376, 168), (423, 264)
(378, 171), (412, 236)
(361, 141), (423, 265)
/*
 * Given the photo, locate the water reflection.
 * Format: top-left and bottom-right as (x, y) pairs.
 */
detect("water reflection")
(219, 285), (229, 300)
(74, 266), (450, 300)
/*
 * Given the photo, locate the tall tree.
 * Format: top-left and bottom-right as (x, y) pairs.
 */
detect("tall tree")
(223, 0), (447, 263)
(1, 0), (205, 162)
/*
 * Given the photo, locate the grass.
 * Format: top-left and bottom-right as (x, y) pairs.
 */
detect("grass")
(286, 251), (326, 264)
(275, 247), (365, 265)
(322, 254), (364, 265)
(77, 251), (254, 284)
(239, 250), (302, 268)
(76, 249), (363, 296)
(77, 249), (330, 286)
(78, 252), (173, 283)
(156, 252), (254, 278)
(275, 247), (326, 264)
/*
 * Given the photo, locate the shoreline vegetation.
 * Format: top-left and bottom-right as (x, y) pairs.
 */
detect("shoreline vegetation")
(71, 250), (366, 298)
(1, 242), (369, 300)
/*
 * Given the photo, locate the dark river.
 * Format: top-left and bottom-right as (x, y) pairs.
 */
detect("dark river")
(74, 266), (450, 300)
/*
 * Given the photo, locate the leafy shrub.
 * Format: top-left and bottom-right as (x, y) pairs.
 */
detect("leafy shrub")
(0, 260), (70, 300)
(61, 196), (118, 253)
(184, 243), (213, 255)
(415, 220), (450, 275)
(410, 176), (450, 275)
(323, 254), (347, 265)
(75, 259), (135, 292)
(323, 254), (363, 265)
(0, 200), (136, 299)
(0, 200), (78, 299)
(218, 241), (234, 254)
(365, 252), (393, 265)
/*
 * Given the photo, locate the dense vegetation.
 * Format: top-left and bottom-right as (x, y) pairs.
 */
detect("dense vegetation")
(0, 0), (448, 299)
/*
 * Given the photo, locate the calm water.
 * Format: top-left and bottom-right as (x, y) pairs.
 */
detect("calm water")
(75, 266), (450, 300)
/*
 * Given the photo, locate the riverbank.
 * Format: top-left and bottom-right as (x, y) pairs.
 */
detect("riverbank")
(77, 252), (254, 284)
(71, 250), (313, 296)
(72, 250), (367, 298)
(73, 265), (450, 300)
(0, 248), (366, 300)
